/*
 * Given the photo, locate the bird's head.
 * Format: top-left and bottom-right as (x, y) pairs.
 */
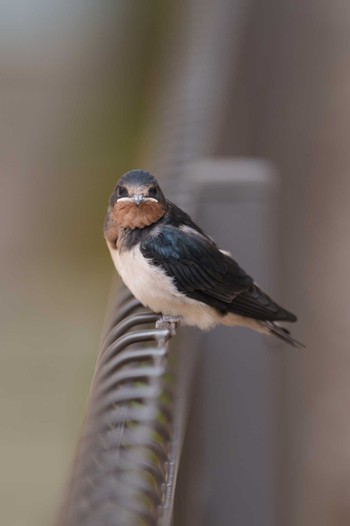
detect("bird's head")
(109, 170), (167, 229)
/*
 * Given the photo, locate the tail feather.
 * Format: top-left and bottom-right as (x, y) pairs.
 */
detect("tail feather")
(261, 321), (305, 348)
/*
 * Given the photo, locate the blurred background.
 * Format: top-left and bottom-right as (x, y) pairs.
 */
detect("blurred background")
(1, 1), (350, 525)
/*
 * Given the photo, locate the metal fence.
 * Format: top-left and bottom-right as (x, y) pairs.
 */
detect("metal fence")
(57, 291), (177, 525)
(56, 2), (252, 524)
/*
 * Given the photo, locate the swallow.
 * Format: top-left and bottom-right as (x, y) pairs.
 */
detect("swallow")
(104, 169), (303, 347)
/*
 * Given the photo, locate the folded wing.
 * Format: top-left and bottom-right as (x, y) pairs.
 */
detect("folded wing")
(141, 225), (296, 322)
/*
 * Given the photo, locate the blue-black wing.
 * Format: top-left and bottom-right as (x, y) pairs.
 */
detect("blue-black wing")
(140, 225), (297, 322)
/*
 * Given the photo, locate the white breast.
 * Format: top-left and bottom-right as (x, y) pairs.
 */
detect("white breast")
(108, 244), (220, 330)
(110, 245), (180, 309)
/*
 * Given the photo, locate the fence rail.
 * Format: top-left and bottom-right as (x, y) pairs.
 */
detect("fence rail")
(57, 291), (184, 526)
(56, 1), (250, 524)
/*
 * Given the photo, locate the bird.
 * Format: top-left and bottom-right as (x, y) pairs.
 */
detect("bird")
(104, 169), (303, 347)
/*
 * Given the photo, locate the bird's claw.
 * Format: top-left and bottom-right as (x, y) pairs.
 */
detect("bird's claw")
(155, 316), (182, 336)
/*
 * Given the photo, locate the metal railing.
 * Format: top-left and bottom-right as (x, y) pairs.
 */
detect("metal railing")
(57, 291), (178, 525)
(56, 1), (252, 524)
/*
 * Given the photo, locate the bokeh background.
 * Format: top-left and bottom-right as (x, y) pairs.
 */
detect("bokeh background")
(1, 1), (350, 525)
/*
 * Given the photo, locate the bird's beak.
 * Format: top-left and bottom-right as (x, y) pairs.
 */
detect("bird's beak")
(132, 194), (145, 207)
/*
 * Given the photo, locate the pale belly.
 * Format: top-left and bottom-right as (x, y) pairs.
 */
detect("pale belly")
(109, 245), (266, 333)
(109, 245), (219, 329)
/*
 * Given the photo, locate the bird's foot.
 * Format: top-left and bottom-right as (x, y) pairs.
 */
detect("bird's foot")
(155, 315), (182, 336)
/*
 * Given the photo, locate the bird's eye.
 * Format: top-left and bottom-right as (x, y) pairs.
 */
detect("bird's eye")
(117, 186), (127, 197)
(148, 186), (158, 198)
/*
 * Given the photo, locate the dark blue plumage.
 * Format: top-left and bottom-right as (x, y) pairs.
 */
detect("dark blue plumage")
(140, 218), (296, 322)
